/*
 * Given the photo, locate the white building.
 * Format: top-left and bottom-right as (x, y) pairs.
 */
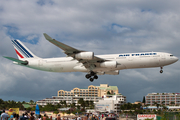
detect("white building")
(146, 93), (180, 105)
(37, 84), (121, 106)
(143, 106), (180, 110)
(36, 96), (102, 106)
(95, 95), (126, 113)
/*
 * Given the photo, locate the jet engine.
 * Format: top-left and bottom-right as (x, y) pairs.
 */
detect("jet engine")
(100, 61), (117, 68)
(75, 52), (94, 60)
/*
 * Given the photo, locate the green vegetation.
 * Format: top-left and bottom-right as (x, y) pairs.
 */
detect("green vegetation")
(0, 98), (94, 115)
(107, 91), (111, 94)
(142, 96), (146, 104)
(121, 102), (142, 111)
(0, 99), (25, 110)
(120, 102), (180, 120)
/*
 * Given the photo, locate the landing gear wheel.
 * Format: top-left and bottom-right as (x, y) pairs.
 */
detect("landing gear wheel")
(160, 67), (163, 74)
(90, 71), (96, 76)
(85, 74), (91, 79)
(89, 78), (94, 82)
(86, 71), (98, 82)
(94, 75), (98, 79)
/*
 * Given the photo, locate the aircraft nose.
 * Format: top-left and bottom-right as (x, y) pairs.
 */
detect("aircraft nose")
(175, 56), (179, 62)
(173, 56), (179, 63)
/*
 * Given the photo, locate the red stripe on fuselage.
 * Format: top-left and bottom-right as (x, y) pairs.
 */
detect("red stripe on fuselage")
(15, 49), (24, 58)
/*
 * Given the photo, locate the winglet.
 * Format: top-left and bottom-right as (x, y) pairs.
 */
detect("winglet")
(43, 33), (53, 41)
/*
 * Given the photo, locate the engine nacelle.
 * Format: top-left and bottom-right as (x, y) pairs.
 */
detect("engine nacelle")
(75, 52), (94, 60)
(105, 70), (119, 75)
(100, 61), (117, 68)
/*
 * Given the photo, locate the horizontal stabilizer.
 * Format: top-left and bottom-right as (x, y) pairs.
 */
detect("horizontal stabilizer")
(3, 56), (28, 65)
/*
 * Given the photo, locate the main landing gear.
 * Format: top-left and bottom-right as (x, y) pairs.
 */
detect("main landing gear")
(160, 67), (163, 73)
(85, 71), (98, 82)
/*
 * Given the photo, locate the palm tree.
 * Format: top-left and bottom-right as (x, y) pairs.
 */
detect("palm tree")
(161, 101), (165, 105)
(89, 100), (94, 109)
(78, 98), (85, 109)
(70, 103), (76, 108)
(153, 102), (160, 110)
(60, 100), (67, 107)
(85, 101), (89, 108)
(0, 99), (4, 109)
(170, 101), (175, 106)
(29, 100), (34, 105)
(127, 102), (132, 110)
(63, 101), (67, 107)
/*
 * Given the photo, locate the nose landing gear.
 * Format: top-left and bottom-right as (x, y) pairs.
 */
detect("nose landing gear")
(160, 67), (163, 73)
(85, 71), (98, 82)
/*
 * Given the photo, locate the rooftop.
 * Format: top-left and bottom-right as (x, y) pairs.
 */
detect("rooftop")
(147, 93), (180, 96)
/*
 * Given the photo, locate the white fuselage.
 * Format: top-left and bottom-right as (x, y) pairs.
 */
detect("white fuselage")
(15, 52), (178, 74)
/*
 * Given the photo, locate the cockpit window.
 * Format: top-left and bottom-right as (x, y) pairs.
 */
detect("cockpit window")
(170, 55), (173, 57)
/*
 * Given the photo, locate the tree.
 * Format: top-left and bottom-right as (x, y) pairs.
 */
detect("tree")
(43, 103), (57, 111)
(77, 105), (80, 110)
(85, 101), (89, 107)
(60, 101), (67, 107)
(142, 96), (146, 104)
(120, 105), (125, 111)
(153, 102), (160, 110)
(0, 99), (4, 104)
(78, 98), (85, 109)
(29, 100), (34, 105)
(0, 99), (5, 109)
(161, 101), (165, 105)
(170, 101), (175, 106)
(56, 103), (62, 108)
(107, 91), (111, 95)
(89, 101), (94, 109)
(22, 101), (26, 104)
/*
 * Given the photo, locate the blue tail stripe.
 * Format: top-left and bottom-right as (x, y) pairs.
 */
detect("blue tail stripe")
(14, 40), (33, 58)
(12, 40), (29, 58)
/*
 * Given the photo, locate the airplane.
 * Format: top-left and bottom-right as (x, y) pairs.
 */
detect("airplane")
(4, 33), (178, 82)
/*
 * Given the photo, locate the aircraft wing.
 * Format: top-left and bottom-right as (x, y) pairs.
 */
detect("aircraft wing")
(43, 33), (106, 68)
(43, 33), (84, 56)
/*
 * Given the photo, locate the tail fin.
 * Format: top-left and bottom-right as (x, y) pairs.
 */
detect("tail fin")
(11, 40), (39, 59)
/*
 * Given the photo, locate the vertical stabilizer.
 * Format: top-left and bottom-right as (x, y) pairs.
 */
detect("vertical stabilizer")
(11, 40), (39, 59)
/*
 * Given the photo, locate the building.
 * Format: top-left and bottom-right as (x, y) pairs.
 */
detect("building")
(37, 84), (121, 106)
(95, 95), (126, 113)
(133, 101), (144, 106)
(143, 106), (180, 110)
(145, 93), (180, 106)
(57, 84), (118, 97)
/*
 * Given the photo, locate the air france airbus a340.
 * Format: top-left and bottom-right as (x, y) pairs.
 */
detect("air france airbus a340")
(4, 33), (178, 82)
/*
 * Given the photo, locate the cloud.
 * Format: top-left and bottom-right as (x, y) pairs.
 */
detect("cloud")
(0, 0), (179, 102)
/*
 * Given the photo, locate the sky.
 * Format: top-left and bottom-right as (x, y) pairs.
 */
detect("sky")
(0, 0), (180, 103)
